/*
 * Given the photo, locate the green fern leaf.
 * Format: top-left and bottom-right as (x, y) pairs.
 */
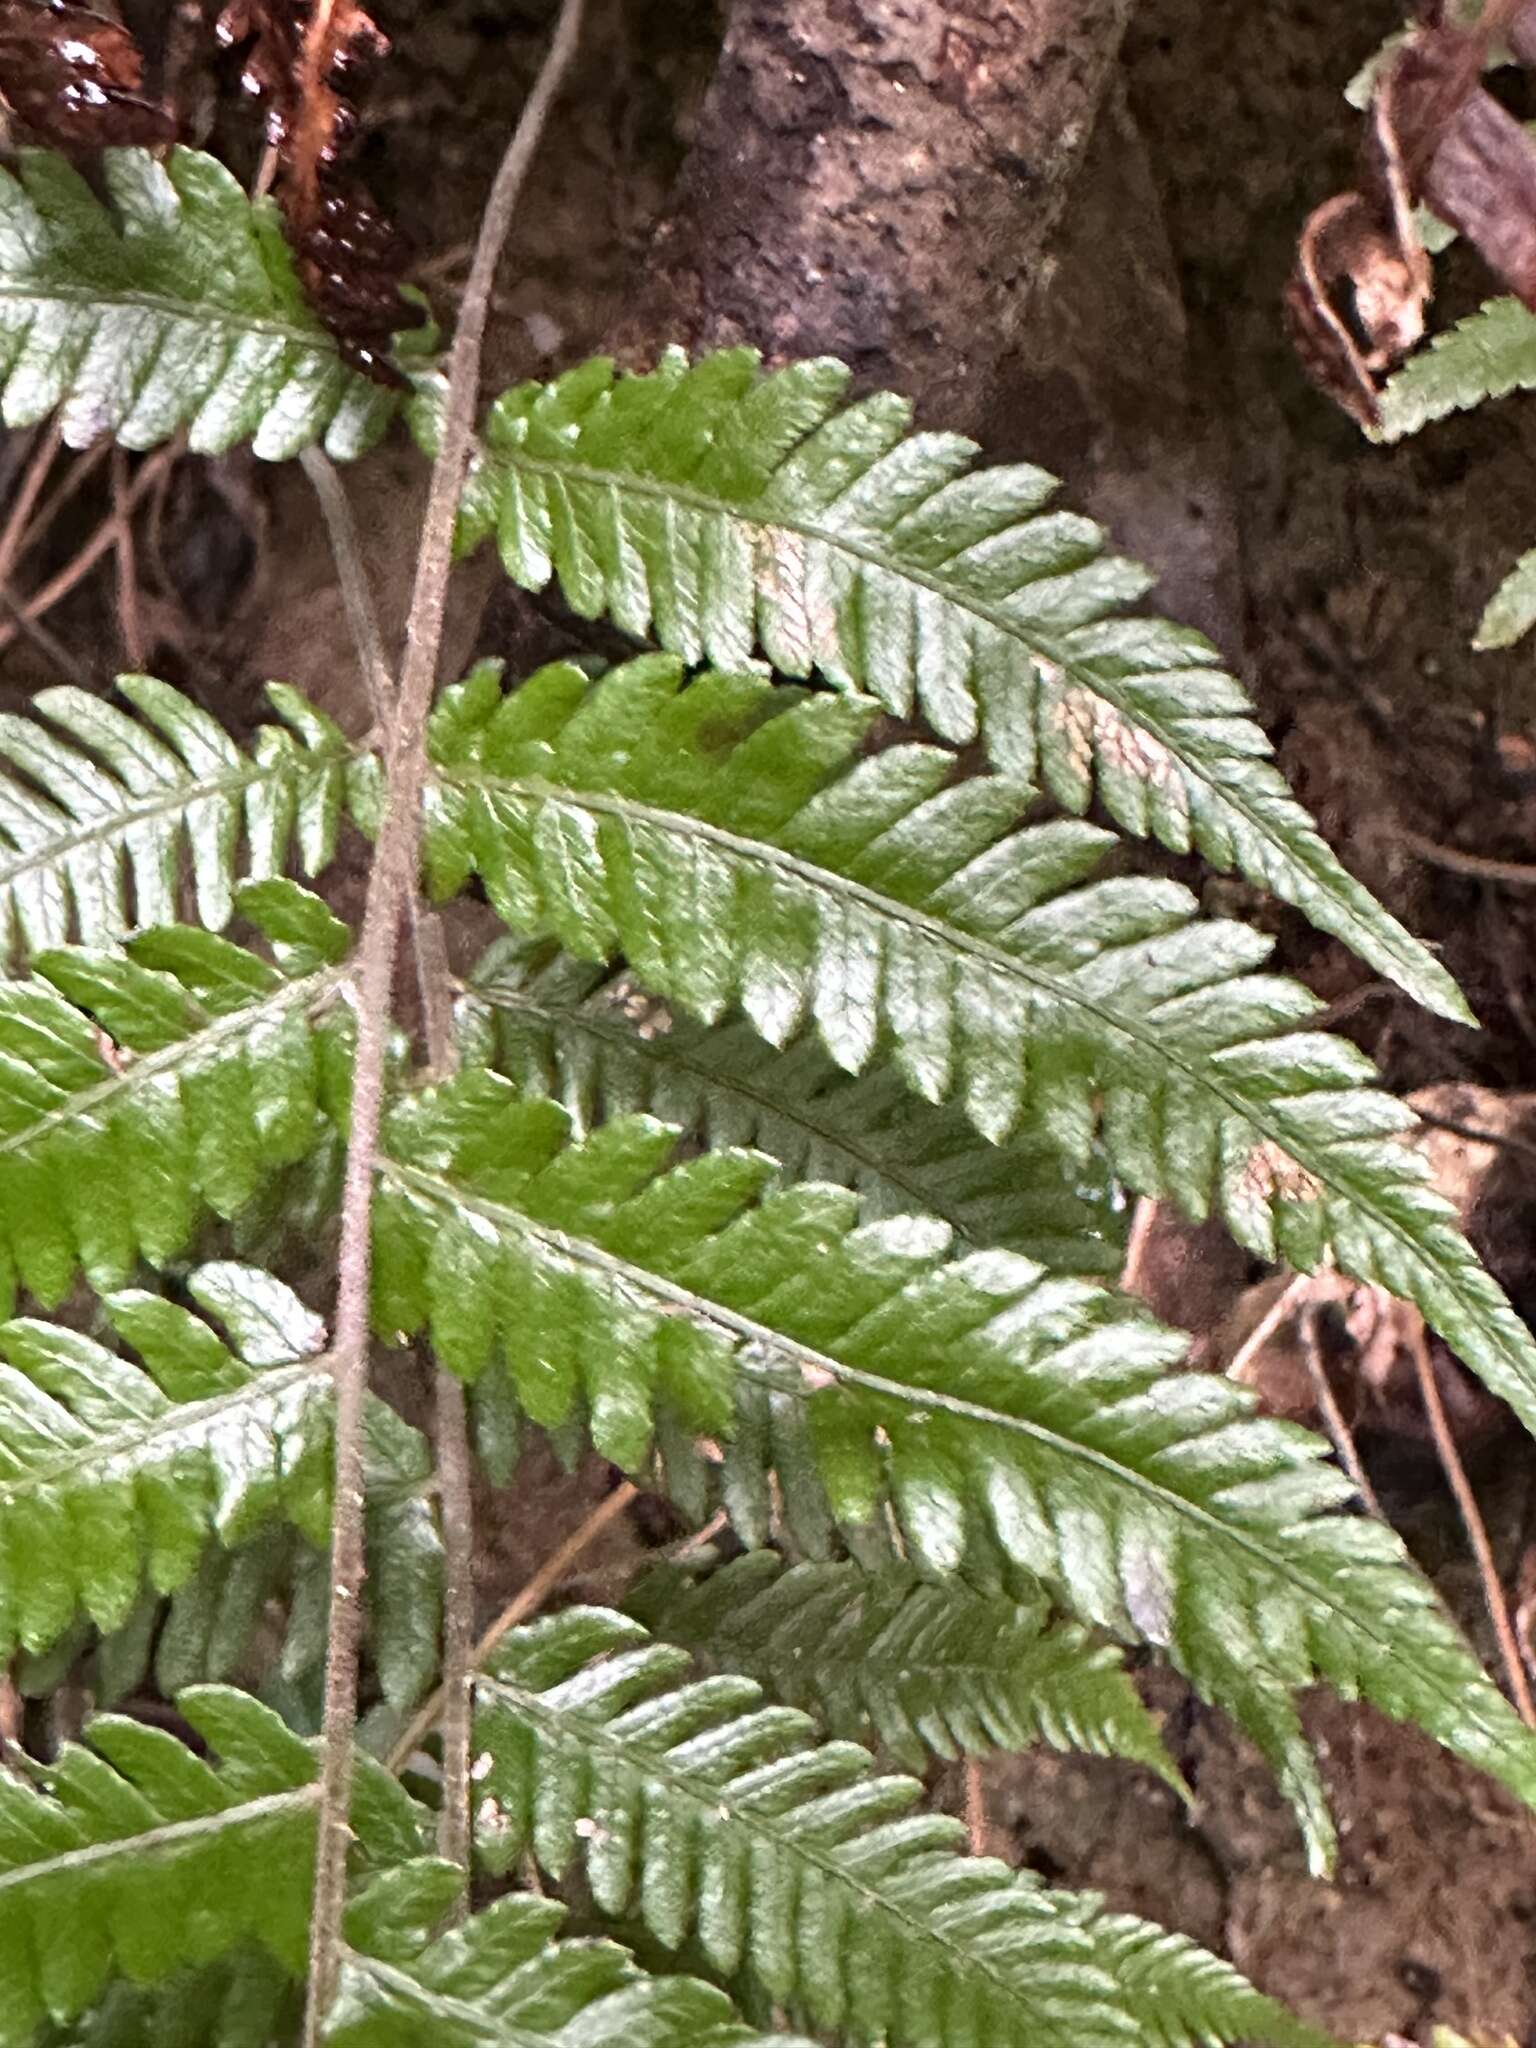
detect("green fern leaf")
(627, 1553), (1178, 1785)
(466, 1606), (1325, 2048)
(461, 934), (1126, 1268)
(439, 350), (1464, 1020)
(0, 678), (356, 968)
(1376, 296), (1536, 440)
(1475, 543), (1536, 650)
(427, 654), (1536, 1446)
(0, 147), (399, 459)
(35, 1949), (295, 2047)
(0, 1260), (428, 1663)
(0, 880), (350, 1308)
(0, 1686), (430, 2040)
(330, 1888), (808, 2048)
(374, 1086), (1536, 1868)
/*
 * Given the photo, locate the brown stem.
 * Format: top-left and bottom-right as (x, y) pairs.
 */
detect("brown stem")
(0, 424), (60, 592)
(0, 450), (173, 656)
(1297, 1304), (1384, 1522)
(111, 448), (146, 671)
(300, 3), (587, 2035)
(1410, 1324), (1536, 1727)
(387, 1479), (637, 1776)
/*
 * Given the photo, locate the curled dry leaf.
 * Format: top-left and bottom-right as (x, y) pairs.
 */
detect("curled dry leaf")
(0, 0), (176, 150)
(1289, 0), (1536, 422)
(216, 0), (424, 383)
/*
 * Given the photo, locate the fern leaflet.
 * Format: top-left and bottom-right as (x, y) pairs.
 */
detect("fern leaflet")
(467, 1606), (1326, 2048)
(434, 349), (1466, 1020)
(0, 880), (350, 1308)
(0, 147), (400, 459)
(0, 1684), (427, 2040)
(461, 934), (1126, 1268)
(627, 1553), (1178, 1783)
(330, 1887), (808, 2048)
(0, 678), (356, 968)
(425, 654), (1536, 1448)
(374, 1083), (1536, 1868)
(0, 1260), (428, 1666)
(1376, 295), (1536, 439)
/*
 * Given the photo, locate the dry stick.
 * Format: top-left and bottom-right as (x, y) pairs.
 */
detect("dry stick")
(0, 588), (94, 687)
(1223, 1271), (1308, 1385)
(1409, 1324), (1536, 1728)
(433, 1371), (477, 1895)
(301, 2), (587, 2036)
(4, 440), (110, 581)
(386, 1479), (637, 1776)
(1296, 1303), (1384, 1521)
(0, 424), (59, 591)
(1400, 830), (1536, 887)
(0, 449), (174, 656)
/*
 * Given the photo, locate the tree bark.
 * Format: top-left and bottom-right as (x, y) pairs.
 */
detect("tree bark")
(611, 0), (1138, 436)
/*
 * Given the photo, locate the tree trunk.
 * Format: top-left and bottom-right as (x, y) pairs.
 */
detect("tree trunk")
(611, 0), (1138, 436)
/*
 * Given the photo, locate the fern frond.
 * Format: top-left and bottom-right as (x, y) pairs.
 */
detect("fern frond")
(0, 1684), (427, 2039)
(1376, 296), (1536, 439)
(439, 350), (1465, 1019)
(427, 655), (1536, 1446)
(1475, 544), (1536, 651)
(37, 1948), (294, 2047)
(0, 678), (356, 968)
(0, 1260), (428, 1663)
(0, 147), (400, 459)
(373, 1085), (1536, 1868)
(330, 1887), (808, 2048)
(466, 1606), (1325, 2048)
(461, 934), (1126, 1268)
(627, 1553), (1177, 1784)
(0, 880), (351, 1308)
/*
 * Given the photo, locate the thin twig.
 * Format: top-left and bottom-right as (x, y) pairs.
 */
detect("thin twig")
(4, 440), (110, 584)
(386, 1478), (636, 1775)
(0, 450), (174, 656)
(1409, 1324), (1536, 1727)
(0, 589), (94, 687)
(1400, 830), (1536, 888)
(0, 424), (59, 591)
(1224, 1272), (1308, 1384)
(1413, 1108), (1536, 1172)
(299, 446), (392, 720)
(433, 1372), (476, 1901)
(963, 1758), (992, 1857)
(111, 448), (146, 670)
(302, 4), (587, 2036)
(1297, 1303), (1384, 1520)
(1118, 1197), (1156, 1298)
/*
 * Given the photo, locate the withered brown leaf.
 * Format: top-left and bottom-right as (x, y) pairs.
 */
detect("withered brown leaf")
(1289, 0), (1536, 420)
(0, 0), (175, 151)
(216, 0), (422, 383)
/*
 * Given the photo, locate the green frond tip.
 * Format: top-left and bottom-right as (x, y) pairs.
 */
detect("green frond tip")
(0, 1258), (427, 1665)
(1376, 296), (1536, 442)
(0, 880), (351, 1309)
(627, 1553), (1182, 1787)
(330, 1889), (811, 2048)
(0, 1683), (429, 2037)
(444, 347), (1467, 1022)
(469, 1605), (1331, 2048)
(461, 934), (1127, 1268)
(0, 677), (356, 969)
(374, 1085), (1536, 1872)
(1475, 544), (1536, 651)
(0, 147), (405, 459)
(424, 653), (1536, 1454)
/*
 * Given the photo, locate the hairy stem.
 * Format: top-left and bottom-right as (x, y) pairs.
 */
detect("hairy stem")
(433, 1371), (476, 1896)
(300, 1), (587, 2034)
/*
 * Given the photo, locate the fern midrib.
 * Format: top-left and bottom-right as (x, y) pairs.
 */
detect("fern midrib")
(0, 278), (338, 354)
(473, 982), (989, 1244)
(453, 768), (1513, 1392)
(0, 1359), (319, 1505)
(0, 964), (343, 1163)
(384, 1158), (1504, 1754)
(0, 747), (351, 902)
(0, 1784), (316, 1895)
(492, 444), (1408, 946)
(478, 1677), (1127, 2042)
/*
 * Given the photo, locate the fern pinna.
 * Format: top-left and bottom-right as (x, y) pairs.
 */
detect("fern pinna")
(0, 134), (1529, 2048)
